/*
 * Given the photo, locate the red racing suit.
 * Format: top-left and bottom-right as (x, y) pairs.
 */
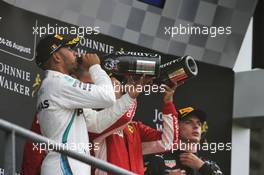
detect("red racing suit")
(90, 102), (178, 175)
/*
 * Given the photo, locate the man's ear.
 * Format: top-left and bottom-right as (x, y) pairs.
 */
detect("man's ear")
(52, 52), (62, 64)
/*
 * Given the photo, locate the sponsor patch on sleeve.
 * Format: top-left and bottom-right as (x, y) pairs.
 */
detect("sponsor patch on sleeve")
(63, 76), (75, 84)
(63, 76), (92, 91)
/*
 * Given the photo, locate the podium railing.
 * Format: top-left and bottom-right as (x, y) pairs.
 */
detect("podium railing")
(0, 118), (136, 175)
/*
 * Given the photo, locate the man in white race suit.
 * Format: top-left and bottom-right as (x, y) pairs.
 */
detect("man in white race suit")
(35, 33), (116, 175)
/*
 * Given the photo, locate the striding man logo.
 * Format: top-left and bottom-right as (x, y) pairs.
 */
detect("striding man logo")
(31, 73), (41, 97)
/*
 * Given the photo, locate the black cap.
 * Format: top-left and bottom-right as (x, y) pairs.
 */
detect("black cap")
(35, 34), (80, 69)
(178, 106), (207, 123)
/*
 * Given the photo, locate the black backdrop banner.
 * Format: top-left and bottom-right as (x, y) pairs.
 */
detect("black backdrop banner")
(0, 1), (233, 174)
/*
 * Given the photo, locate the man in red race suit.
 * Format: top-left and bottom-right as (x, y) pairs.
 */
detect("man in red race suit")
(89, 81), (179, 175)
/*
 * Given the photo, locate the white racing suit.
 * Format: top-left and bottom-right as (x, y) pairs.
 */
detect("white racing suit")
(37, 65), (117, 175)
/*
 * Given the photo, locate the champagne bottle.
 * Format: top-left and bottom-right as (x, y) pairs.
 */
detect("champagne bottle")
(100, 51), (161, 76)
(155, 55), (198, 87)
